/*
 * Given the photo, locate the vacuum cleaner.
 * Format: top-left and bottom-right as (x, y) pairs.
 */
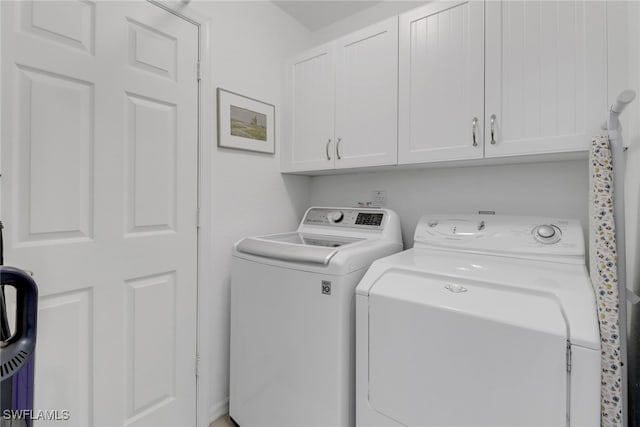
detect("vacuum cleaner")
(0, 220), (38, 427)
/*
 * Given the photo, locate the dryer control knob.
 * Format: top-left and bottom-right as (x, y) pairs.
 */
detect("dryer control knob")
(533, 224), (561, 244)
(328, 211), (344, 223)
(536, 225), (556, 239)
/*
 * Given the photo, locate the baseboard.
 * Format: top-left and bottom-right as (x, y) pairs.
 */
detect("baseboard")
(208, 398), (230, 425)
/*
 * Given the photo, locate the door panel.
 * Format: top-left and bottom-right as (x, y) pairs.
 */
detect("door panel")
(484, 0), (606, 157)
(398, 1), (484, 164)
(127, 17), (178, 80)
(1, 2), (198, 426)
(36, 289), (93, 426)
(16, 65), (94, 243)
(21, 0), (96, 54)
(125, 272), (176, 420)
(125, 93), (177, 235)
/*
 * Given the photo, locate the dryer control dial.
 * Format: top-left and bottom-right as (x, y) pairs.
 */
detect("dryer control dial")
(533, 224), (561, 244)
(327, 211), (344, 223)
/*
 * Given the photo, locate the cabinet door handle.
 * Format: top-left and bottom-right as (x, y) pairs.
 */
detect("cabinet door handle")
(490, 114), (497, 145)
(326, 138), (332, 160)
(336, 137), (342, 160)
(472, 117), (478, 147)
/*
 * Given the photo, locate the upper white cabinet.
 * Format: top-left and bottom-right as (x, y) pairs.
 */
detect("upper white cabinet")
(283, 0), (607, 174)
(398, 0), (606, 165)
(286, 43), (335, 172)
(334, 18), (398, 169)
(398, 1), (485, 164)
(282, 17), (398, 173)
(484, 1), (606, 158)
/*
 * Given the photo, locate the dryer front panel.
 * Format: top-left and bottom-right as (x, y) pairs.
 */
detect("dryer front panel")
(368, 270), (569, 426)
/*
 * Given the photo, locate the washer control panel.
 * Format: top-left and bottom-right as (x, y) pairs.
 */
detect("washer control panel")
(303, 208), (386, 229)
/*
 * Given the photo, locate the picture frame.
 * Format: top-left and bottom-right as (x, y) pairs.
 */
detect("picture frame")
(217, 88), (275, 154)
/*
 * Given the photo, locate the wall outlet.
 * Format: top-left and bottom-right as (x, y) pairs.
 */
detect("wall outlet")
(371, 190), (386, 207)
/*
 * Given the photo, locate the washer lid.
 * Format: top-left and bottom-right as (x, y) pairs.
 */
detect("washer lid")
(235, 232), (364, 265)
(367, 269), (569, 426)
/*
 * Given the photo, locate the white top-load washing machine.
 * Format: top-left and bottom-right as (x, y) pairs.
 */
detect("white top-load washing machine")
(230, 207), (402, 427)
(356, 214), (601, 427)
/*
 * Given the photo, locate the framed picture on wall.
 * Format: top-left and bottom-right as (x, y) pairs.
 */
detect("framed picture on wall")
(217, 88), (275, 154)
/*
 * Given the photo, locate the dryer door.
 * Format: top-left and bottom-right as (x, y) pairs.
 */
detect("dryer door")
(368, 270), (569, 426)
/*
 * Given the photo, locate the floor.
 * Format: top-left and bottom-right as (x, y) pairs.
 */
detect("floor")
(209, 414), (236, 427)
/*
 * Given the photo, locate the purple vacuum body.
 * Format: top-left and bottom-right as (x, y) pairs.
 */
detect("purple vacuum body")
(1, 267), (38, 427)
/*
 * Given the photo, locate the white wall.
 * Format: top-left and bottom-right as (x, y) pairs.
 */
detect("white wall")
(309, 160), (589, 248)
(619, 2), (640, 302)
(607, 1), (640, 296)
(182, 1), (313, 422)
(627, 2), (640, 299)
(613, 1), (640, 423)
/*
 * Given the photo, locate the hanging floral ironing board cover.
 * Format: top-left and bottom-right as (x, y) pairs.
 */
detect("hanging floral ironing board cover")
(590, 134), (623, 425)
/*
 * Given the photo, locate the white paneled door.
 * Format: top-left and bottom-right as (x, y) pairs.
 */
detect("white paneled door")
(1, 2), (199, 426)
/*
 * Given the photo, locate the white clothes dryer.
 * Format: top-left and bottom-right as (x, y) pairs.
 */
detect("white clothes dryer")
(356, 214), (600, 427)
(230, 207), (402, 427)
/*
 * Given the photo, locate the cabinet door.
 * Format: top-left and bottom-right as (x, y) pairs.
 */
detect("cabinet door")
(284, 44), (335, 172)
(485, 0), (606, 157)
(334, 17), (399, 169)
(398, 1), (485, 164)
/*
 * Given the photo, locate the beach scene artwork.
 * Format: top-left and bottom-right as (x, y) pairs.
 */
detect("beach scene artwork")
(230, 105), (267, 142)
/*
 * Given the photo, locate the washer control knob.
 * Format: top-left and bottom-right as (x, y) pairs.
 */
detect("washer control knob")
(533, 224), (561, 244)
(327, 211), (344, 223)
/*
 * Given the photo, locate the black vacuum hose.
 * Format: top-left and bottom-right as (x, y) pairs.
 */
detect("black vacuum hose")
(0, 220), (11, 341)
